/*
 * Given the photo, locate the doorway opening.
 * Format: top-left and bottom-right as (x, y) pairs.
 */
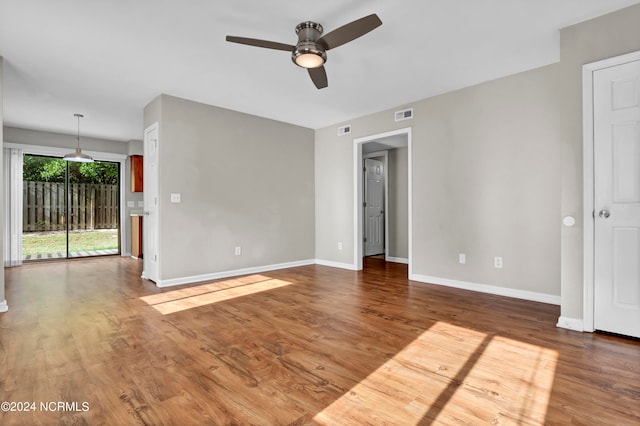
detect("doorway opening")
(354, 128), (412, 274)
(4, 144), (127, 267)
(22, 154), (121, 260)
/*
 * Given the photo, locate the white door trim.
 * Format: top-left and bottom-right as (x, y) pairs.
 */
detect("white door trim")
(582, 50), (640, 332)
(353, 127), (412, 275)
(2, 142), (127, 259)
(3, 148), (23, 266)
(3, 143), (127, 163)
(142, 122), (160, 283)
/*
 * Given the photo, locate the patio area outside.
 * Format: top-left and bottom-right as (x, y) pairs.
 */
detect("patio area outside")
(22, 229), (119, 260)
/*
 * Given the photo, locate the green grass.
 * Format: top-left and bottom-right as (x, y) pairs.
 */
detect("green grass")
(22, 230), (119, 256)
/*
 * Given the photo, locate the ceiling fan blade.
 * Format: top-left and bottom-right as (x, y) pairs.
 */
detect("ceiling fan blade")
(226, 36), (295, 52)
(318, 14), (382, 50)
(308, 66), (328, 89)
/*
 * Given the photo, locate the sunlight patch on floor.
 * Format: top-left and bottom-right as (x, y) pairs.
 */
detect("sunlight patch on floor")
(140, 274), (291, 315)
(313, 321), (558, 425)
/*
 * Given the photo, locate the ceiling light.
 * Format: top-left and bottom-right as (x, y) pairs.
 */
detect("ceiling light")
(293, 52), (326, 68)
(292, 22), (327, 69)
(63, 113), (94, 163)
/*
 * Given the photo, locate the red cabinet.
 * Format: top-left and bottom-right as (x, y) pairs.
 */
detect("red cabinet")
(130, 155), (143, 192)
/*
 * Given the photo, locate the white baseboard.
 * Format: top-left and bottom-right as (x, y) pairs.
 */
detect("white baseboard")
(315, 259), (358, 270)
(410, 273), (561, 305)
(556, 316), (584, 332)
(386, 256), (408, 264)
(0, 299), (8, 313)
(156, 259), (316, 288)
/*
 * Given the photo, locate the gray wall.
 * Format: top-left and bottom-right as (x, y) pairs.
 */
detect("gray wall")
(315, 3), (640, 310)
(558, 6), (640, 320)
(144, 95), (315, 282)
(2, 126), (141, 256)
(316, 64), (562, 295)
(388, 147), (408, 260)
(315, 127), (354, 264)
(3, 127), (130, 154)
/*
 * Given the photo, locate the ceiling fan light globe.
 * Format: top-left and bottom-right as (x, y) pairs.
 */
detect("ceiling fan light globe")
(292, 43), (327, 69)
(295, 53), (324, 68)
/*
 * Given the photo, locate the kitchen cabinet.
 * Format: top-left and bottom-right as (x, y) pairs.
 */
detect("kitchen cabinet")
(131, 216), (143, 258)
(130, 155), (143, 192)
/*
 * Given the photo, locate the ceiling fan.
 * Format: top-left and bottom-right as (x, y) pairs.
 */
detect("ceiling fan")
(226, 14), (382, 89)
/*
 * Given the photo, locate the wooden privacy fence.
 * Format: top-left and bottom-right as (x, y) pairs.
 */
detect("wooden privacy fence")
(23, 181), (118, 232)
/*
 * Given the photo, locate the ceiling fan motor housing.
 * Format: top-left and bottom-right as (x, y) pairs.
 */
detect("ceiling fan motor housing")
(292, 21), (327, 68)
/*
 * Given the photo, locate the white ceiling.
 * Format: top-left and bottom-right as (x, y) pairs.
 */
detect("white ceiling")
(1, 0), (639, 142)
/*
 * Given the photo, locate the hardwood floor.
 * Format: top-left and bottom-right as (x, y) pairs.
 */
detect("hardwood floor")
(1, 257), (638, 425)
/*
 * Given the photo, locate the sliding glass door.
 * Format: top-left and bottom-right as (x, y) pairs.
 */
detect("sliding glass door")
(22, 154), (120, 260)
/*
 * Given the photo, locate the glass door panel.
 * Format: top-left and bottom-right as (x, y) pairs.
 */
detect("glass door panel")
(22, 154), (120, 261)
(22, 155), (67, 259)
(67, 161), (120, 257)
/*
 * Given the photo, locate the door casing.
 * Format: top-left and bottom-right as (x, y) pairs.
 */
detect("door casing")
(353, 127), (412, 273)
(142, 122), (160, 283)
(3, 142), (126, 260)
(582, 50), (640, 332)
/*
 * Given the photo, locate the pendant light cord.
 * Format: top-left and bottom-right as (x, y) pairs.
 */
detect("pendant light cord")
(74, 113), (84, 149)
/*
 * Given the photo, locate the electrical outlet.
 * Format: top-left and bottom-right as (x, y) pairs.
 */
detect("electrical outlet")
(459, 253), (466, 264)
(234, 247), (241, 256)
(494, 257), (503, 268)
(338, 242), (343, 250)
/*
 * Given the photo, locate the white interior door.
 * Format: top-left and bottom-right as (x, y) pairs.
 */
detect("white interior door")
(143, 123), (159, 283)
(593, 59), (640, 338)
(364, 158), (384, 256)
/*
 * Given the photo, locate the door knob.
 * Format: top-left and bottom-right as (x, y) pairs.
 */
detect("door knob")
(599, 209), (610, 219)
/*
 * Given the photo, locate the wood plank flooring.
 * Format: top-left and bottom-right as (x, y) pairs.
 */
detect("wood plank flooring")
(0, 257), (638, 425)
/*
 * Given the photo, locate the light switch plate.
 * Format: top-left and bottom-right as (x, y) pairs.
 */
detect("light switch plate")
(170, 193), (181, 203)
(127, 201), (135, 208)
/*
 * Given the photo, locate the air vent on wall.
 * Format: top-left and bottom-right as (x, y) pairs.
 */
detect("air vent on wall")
(337, 124), (351, 136)
(395, 108), (414, 122)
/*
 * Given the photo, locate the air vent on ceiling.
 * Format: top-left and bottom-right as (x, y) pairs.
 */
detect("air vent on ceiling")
(395, 108), (414, 122)
(337, 124), (351, 136)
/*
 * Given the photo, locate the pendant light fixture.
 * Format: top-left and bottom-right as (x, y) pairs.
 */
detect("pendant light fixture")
(63, 113), (94, 162)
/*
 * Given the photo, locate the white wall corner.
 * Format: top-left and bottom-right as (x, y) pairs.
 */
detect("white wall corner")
(0, 300), (8, 313)
(556, 316), (584, 332)
(315, 259), (358, 271)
